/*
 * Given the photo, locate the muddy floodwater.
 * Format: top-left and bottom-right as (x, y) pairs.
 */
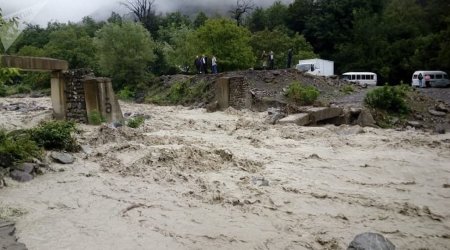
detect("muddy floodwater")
(1, 97), (450, 249)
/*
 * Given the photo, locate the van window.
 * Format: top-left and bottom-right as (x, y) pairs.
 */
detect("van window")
(366, 75), (371, 80)
(413, 74), (418, 79)
(430, 75), (435, 79)
(357, 75), (361, 80)
(436, 74), (443, 79)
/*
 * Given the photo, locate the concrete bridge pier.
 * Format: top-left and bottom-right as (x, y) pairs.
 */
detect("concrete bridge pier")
(50, 71), (67, 120)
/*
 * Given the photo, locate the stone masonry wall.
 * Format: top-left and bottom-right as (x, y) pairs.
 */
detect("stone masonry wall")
(63, 69), (93, 123)
(229, 76), (250, 109)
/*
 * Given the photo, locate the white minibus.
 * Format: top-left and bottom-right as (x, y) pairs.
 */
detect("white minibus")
(342, 72), (377, 87)
(411, 70), (449, 88)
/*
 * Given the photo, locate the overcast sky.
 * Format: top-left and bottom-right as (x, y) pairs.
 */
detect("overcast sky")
(1, 0), (293, 26)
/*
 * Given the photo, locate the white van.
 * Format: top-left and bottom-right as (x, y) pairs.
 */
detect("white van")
(411, 70), (449, 87)
(342, 72), (377, 87)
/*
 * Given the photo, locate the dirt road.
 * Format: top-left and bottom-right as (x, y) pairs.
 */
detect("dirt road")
(1, 97), (450, 249)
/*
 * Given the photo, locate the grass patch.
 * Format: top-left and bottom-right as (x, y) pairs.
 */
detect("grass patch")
(117, 86), (134, 101)
(127, 116), (145, 128)
(340, 85), (355, 94)
(146, 80), (210, 105)
(285, 82), (320, 105)
(88, 110), (105, 125)
(364, 84), (410, 114)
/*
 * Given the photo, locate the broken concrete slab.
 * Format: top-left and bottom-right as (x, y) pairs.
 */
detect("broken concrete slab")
(356, 109), (377, 127)
(278, 113), (310, 126)
(428, 108), (446, 117)
(304, 107), (343, 123)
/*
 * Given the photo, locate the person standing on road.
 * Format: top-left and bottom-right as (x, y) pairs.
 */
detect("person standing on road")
(195, 56), (201, 74)
(418, 73), (423, 88)
(261, 50), (267, 69)
(287, 49), (293, 68)
(269, 51), (274, 70)
(211, 55), (218, 74)
(424, 74), (431, 88)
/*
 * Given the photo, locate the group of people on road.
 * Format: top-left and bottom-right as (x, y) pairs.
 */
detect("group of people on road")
(261, 49), (293, 70)
(418, 73), (431, 88)
(194, 48), (294, 74)
(194, 55), (218, 74)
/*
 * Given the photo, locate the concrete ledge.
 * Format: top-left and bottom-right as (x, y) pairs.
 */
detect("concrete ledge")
(1, 55), (68, 72)
(305, 107), (343, 123)
(278, 113), (310, 126)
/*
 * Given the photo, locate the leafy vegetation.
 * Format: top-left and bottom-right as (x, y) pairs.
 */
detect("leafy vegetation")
(127, 116), (145, 128)
(364, 85), (410, 114)
(87, 111), (105, 125)
(94, 21), (156, 89)
(340, 85), (355, 94)
(117, 86), (134, 101)
(29, 121), (79, 152)
(285, 82), (319, 105)
(0, 129), (42, 168)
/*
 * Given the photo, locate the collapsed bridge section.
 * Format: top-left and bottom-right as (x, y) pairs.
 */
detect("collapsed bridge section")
(1, 55), (123, 124)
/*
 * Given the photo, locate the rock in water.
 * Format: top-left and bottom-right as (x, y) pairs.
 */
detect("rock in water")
(348, 232), (395, 250)
(51, 152), (75, 164)
(10, 170), (33, 182)
(356, 109), (376, 127)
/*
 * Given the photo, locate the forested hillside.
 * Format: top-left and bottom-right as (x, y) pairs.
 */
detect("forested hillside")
(1, 0), (449, 91)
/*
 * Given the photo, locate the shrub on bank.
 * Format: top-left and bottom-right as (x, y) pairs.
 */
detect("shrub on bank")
(364, 84), (410, 114)
(0, 130), (42, 168)
(285, 82), (320, 105)
(29, 120), (79, 152)
(88, 111), (105, 125)
(127, 116), (145, 128)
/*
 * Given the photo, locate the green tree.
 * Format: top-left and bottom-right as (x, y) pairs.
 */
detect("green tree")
(165, 25), (197, 73)
(195, 18), (255, 71)
(43, 24), (96, 69)
(265, 1), (288, 30)
(250, 29), (316, 69)
(193, 12), (208, 28)
(107, 12), (123, 24)
(81, 16), (105, 37)
(246, 7), (267, 32)
(160, 11), (191, 30)
(94, 21), (156, 88)
(286, 0), (314, 33)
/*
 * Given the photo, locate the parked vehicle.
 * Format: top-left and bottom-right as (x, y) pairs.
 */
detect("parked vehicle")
(411, 70), (449, 87)
(342, 72), (377, 87)
(296, 58), (334, 77)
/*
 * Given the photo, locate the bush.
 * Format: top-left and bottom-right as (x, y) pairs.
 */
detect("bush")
(0, 130), (42, 168)
(168, 81), (189, 104)
(88, 111), (105, 125)
(285, 82), (320, 105)
(117, 86), (134, 101)
(0, 83), (6, 97)
(340, 85), (355, 94)
(364, 84), (410, 114)
(127, 116), (145, 128)
(30, 121), (79, 152)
